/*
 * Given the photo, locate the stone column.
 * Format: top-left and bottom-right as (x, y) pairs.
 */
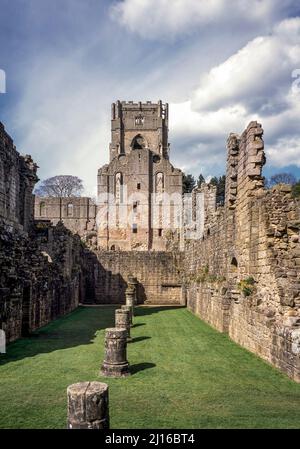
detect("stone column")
(115, 308), (131, 341)
(127, 275), (138, 304)
(67, 381), (109, 429)
(126, 285), (136, 311)
(122, 305), (133, 326)
(100, 328), (130, 377)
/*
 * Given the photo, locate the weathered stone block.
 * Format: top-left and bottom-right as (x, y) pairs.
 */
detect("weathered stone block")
(100, 328), (130, 377)
(67, 381), (109, 429)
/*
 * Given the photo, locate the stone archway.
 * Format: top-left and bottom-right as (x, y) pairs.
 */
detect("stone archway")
(131, 134), (147, 150)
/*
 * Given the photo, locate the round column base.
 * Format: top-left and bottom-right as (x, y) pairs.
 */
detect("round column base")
(100, 362), (130, 378)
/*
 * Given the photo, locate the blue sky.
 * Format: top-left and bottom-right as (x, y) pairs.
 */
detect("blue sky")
(0, 0), (300, 195)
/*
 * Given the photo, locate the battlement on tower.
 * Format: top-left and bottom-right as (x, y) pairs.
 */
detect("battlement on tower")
(110, 100), (169, 160)
(111, 100), (168, 120)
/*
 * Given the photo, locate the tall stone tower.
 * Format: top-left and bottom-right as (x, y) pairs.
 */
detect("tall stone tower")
(97, 100), (183, 251)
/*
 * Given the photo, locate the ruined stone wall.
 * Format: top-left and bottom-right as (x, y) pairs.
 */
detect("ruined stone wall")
(82, 251), (184, 305)
(185, 121), (300, 382)
(0, 124), (86, 343)
(0, 122), (38, 231)
(34, 196), (97, 247)
(0, 218), (83, 343)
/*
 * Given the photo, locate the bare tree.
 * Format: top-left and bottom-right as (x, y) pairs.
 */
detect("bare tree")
(35, 175), (84, 197)
(267, 172), (297, 188)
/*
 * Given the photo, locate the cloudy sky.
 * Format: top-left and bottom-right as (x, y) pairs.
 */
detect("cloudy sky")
(0, 0), (300, 195)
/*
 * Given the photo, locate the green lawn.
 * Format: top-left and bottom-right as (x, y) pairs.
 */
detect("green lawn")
(0, 305), (300, 429)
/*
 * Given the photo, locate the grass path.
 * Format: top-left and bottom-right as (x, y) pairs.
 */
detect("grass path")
(0, 306), (300, 429)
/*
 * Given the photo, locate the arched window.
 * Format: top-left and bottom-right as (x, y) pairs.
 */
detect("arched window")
(131, 134), (146, 150)
(231, 257), (238, 268)
(135, 116), (144, 126)
(40, 202), (46, 217)
(67, 203), (73, 217)
(155, 172), (164, 194)
(115, 172), (123, 203)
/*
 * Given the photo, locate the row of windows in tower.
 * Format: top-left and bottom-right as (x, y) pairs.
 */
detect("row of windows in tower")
(115, 173), (164, 199)
(131, 225), (162, 237)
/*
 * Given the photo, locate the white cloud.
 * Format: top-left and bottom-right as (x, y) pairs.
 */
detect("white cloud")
(111, 0), (294, 40)
(192, 17), (300, 113)
(13, 56), (112, 196)
(267, 137), (300, 167)
(6, 4), (300, 196)
(168, 17), (300, 174)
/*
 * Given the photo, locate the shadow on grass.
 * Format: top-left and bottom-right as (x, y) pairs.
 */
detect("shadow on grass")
(0, 305), (119, 367)
(129, 336), (151, 344)
(130, 362), (156, 375)
(135, 306), (184, 317)
(0, 305), (182, 368)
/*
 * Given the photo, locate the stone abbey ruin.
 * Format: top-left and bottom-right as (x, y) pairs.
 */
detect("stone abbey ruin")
(1, 101), (300, 383)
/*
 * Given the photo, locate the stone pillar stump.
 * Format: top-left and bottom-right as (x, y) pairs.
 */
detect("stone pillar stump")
(115, 308), (131, 341)
(127, 275), (138, 305)
(67, 381), (109, 429)
(100, 328), (130, 377)
(122, 305), (133, 327)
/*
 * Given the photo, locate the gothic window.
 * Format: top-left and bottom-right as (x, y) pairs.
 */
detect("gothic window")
(115, 172), (123, 203)
(135, 116), (144, 126)
(231, 257), (238, 268)
(40, 202), (46, 217)
(155, 172), (164, 194)
(67, 203), (74, 217)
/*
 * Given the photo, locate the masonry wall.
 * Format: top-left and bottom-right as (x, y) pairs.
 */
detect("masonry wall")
(185, 121), (300, 382)
(0, 123), (87, 343)
(34, 196), (97, 247)
(82, 251), (184, 305)
(0, 219), (83, 342)
(0, 122), (38, 231)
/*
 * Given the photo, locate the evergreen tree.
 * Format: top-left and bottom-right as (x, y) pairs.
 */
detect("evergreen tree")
(216, 175), (226, 205)
(209, 176), (218, 186)
(209, 175), (226, 205)
(183, 173), (196, 193)
(197, 174), (205, 188)
(292, 181), (300, 198)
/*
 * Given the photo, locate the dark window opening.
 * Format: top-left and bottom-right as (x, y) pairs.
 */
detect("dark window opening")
(137, 183), (141, 190)
(132, 224), (138, 234)
(158, 229), (163, 237)
(132, 134), (145, 150)
(231, 257), (238, 268)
